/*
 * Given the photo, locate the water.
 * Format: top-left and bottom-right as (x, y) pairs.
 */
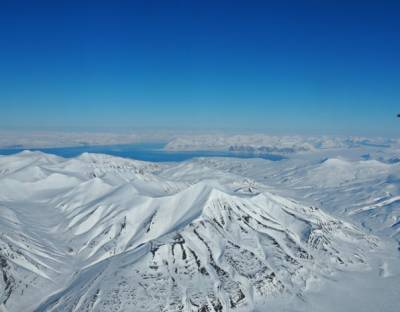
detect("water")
(0, 143), (285, 162)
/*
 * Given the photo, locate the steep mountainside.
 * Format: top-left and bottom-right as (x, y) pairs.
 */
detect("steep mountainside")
(0, 151), (398, 311)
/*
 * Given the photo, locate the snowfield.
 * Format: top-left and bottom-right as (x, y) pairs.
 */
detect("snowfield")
(0, 149), (400, 311)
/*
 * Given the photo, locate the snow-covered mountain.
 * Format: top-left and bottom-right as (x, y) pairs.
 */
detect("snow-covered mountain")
(0, 151), (399, 311)
(164, 134), (397, 153)
(189, 154), (400, 243)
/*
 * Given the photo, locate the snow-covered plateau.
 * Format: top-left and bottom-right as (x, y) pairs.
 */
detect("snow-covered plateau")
(0, 146), (400, 311)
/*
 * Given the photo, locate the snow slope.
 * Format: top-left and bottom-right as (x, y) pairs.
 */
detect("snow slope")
(0, 151), (399, 311)
(188, 153), (400, 243)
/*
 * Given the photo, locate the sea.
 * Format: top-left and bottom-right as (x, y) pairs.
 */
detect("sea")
(0, 143), (285, 162)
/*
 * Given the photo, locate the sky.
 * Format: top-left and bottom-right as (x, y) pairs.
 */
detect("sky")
(0, 0), (399, 136)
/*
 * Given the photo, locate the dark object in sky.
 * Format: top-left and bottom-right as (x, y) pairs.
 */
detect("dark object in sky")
(397, 114), (400, 118)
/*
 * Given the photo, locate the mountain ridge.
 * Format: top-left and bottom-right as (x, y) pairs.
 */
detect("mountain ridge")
(0, 151), (397, 312)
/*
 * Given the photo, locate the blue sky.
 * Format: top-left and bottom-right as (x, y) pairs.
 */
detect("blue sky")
(0, 1), (399, 136)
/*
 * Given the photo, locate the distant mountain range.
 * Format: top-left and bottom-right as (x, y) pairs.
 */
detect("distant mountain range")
(164, 134), (396, 153)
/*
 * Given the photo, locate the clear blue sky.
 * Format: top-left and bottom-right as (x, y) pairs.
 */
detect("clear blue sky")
(0, 0), (399, 136)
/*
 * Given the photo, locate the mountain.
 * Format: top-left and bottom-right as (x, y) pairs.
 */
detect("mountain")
(190, 155), (400, 243)
(0, 151), (398, 311)
(164, 134), (397, 153)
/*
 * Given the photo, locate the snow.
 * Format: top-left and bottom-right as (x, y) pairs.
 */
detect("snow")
(0, 131), (171, 149)
(165, 134), (398, 153)
(0, 147), (399, 311)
